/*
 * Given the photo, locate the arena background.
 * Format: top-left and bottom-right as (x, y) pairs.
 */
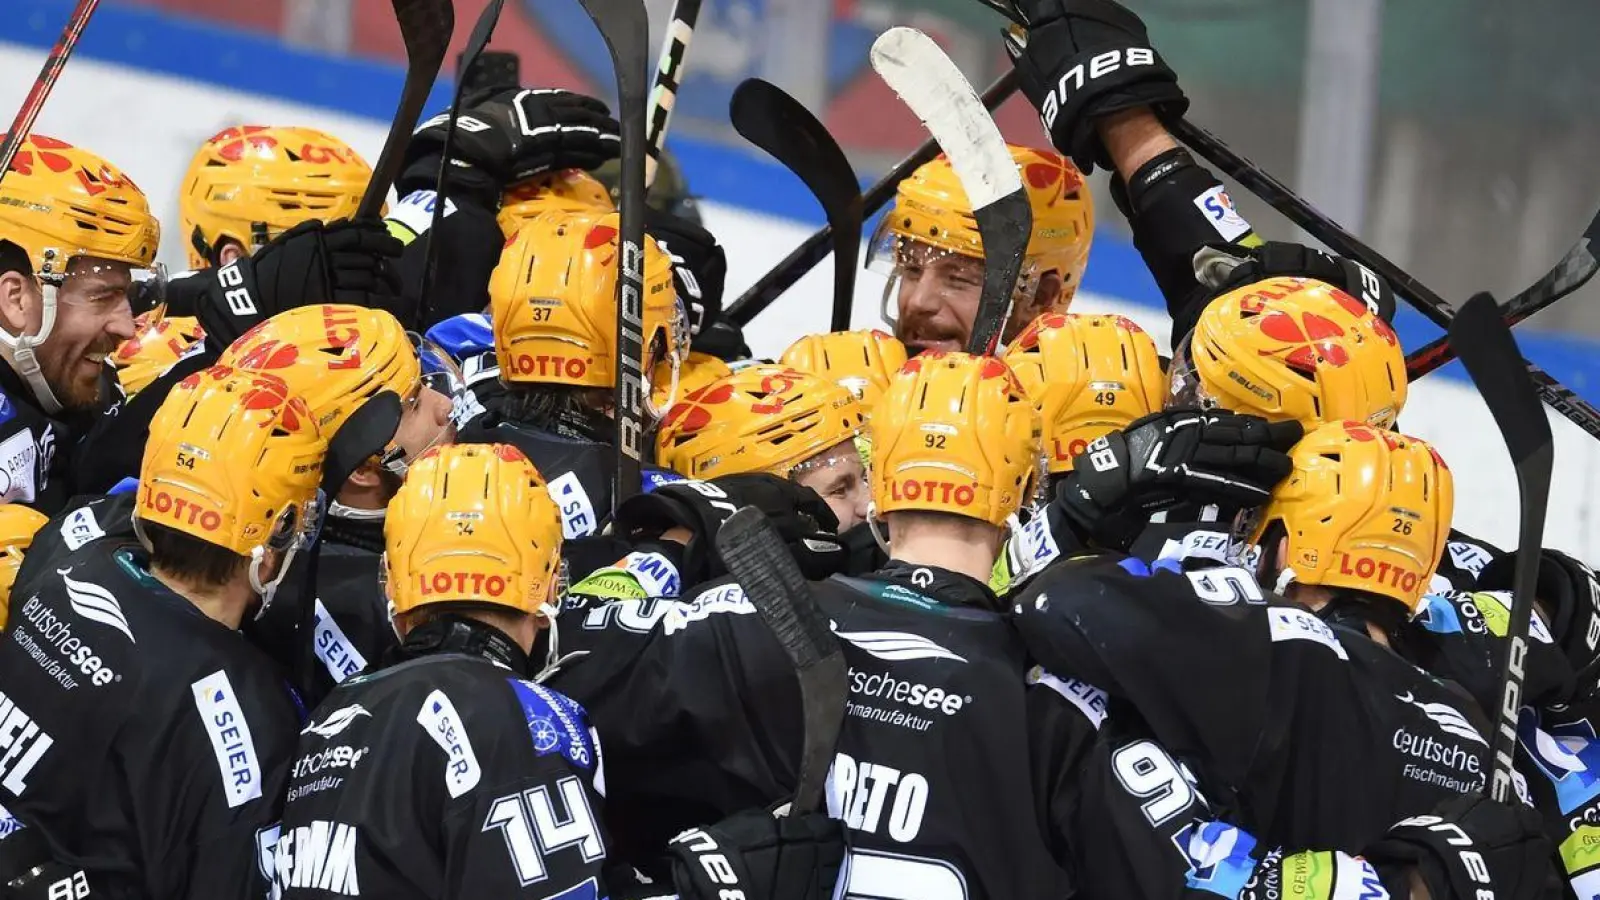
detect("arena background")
(5, 0), (1600, 558)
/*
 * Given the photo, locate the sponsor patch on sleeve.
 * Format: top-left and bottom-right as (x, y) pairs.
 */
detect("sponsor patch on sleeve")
(60, 505), (106, 551)
(1028, 667), (1107, 729)
(1177, 820), (1259, 898)
(416, 689), (482, 799)
(548, 471), (598, 539)
(191, 670), (264, 808)
(311, 600), (369, 685)
(388, 189), (458, 238)
(1267, 607), (1349, 660)
(662, 582), (755, 635)
(0, 429), (39, 504)
(1193, 185), (1252, 242)
(506, 679), (597, 771)
(618, 551), (681, 598)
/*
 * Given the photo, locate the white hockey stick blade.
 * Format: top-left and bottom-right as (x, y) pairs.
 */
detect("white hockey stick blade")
(869, 27), (1022, 211)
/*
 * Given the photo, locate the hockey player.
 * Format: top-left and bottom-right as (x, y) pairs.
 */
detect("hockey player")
(871, 145), (1092, 353)
(461, 209), (688, 539)
(275, 442), (846, 900)
(1008, 416), (1556, 864)
(178, 125), (371, 269)
(552, 352), (1114, 898)
(0, 504), (47, 626)
(655, 365), (869, 529)
(111, 313), (205, 399)
(0, 367), (324, 897)
(0, 135), (160, 512)
(779, 328), (908, 415)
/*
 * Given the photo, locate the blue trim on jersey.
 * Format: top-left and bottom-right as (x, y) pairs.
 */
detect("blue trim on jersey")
(641, 469), (686, 493)
(0, 392), (15, 427)
(506, 678), (597, 771)
(106, 477), (139, 496)
(426, 314), (496, 361)
(1176, 820), (1259, 898)
(11, 0), (1600, 397)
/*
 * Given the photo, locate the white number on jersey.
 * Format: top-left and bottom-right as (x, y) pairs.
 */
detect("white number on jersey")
(481, 776), (605, 886)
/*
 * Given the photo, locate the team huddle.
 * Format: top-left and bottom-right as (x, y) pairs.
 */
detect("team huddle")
(0, 0), (1589, 898)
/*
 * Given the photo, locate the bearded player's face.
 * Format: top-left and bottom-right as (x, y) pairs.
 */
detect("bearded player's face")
(892, 244), (984, 355)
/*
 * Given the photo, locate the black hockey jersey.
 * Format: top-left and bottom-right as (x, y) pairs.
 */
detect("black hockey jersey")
(0, 358), (120, 515)
(550, 562), (1090, 899)
(459, 413), (616, 540)
(274, 646), (611, 899)
(1011, 554), (1497, 852)
(0, 542), (300, 899)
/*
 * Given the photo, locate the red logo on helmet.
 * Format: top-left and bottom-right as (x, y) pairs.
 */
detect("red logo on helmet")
(211, 126), (279, 163)
(239, 375), (308, 431)
(234, 339), (300, 371)
(1021, 151), (1084, 206)
(8, 135), (74, 177)
(1258, 310), (1351, 372)
(493, 443), (528, 463)
(1341, 422), (1405, 451)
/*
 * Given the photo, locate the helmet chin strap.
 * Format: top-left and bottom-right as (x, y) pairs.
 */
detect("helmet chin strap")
(0, 282), (64, 415)
(250, 540), (303, 619)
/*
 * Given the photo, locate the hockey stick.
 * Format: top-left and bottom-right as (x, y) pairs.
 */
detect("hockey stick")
(0, 0), (100, 187)
(645, 0), (701, 189)
(715, 506), (846, 814)
(729, 79), (862, 333)
(872, 27), (1030, 355)
(1406, 204), (1600, 379)
(356, 0), (455, 220)
(1446, 292), (1554, 803)
(574, 0), (650, 513)
(725, 69), (1019, 328)
(419, 0), (506, 325)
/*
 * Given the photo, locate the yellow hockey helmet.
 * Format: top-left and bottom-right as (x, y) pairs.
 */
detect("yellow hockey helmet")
(1251, 421), (1453, 612)
(1004, 312), (1165, 474)
(497, 169), (614, 236)
(870, 352), (1040, 528)
(488, 211), (686, 396)
(1177, 277), (1406, 429)
(384, 443), (562, 618)
(0, 134), (159, 277)
(179, 125), (371, 269)
(114, 313), (205, 398)
(0, 504), (48, 629)
(869, 145), (1093, 299)
(656, 365), (865, 480)
(138, 367), (326, 557)
(653, 351), (732, 413)
(779, 329), (909, 414)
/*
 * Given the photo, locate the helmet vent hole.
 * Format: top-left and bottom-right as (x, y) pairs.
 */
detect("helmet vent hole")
(1320, 453), (1341, 462)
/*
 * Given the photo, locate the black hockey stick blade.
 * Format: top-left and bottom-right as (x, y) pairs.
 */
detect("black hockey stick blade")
(358, 0), (454, 220)
(1408, 203), (1600, 379)
(573, 0), (651, 512)
(729, 78), (863, 333)
(645, 0), (702, 189)
(725, 68), (1018, 327)
(715, 506), (847, 815)
(1449, 292), (1554, 803)
(420, 0), (505, 324)
(968, 190), (1031, 355)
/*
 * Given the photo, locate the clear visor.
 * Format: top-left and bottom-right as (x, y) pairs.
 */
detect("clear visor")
(643, 297), (692, 421)
(867, 225), (1038, 333)
(46, 260), (169, 319)
(413, 332), (468, 416)
(1166, 331), (1220, 411)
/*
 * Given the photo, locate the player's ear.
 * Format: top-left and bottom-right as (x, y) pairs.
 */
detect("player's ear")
(347, 459), (385, 489)
(0, 270), (34, 335)
(217, 240), (246, 267)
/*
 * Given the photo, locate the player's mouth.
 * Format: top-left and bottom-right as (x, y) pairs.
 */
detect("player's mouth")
(907, 337), (962, 354)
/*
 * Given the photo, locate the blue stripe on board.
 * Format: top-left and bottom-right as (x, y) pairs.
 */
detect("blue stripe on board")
(6, 0), (1597, 400)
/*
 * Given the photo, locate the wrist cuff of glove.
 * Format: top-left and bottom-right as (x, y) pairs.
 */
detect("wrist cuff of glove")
(1117, 150), (1259, 327)
(1054, 474), (1146, 553)
(397, 152), (500, 210)
(197, 255), (263, 350)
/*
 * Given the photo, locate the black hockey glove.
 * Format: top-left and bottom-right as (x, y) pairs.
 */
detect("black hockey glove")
(1479, 548), (1600, 698)
(1363, 794), (1555, 900)
(1055, 409), (1301, 550)
(692, 318), (753, 363)
(399, 88), (621, 206)
(613, 475), (843, 585)
(645, 207), (727, 340)
(666, 809), (847, 900)
(1173, 240), (1397, 345)
(197, 218), (407, 349)
(1008, 0), (1188, 174)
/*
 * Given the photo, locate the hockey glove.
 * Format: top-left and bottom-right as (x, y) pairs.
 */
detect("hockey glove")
(196, 218), (407, 349)
(1173, 240), (1397, 346)
(645, 207), (728, 340)
(1363, 794), (1555, 900)
(1055, 409), (1301, 551)
(1008, 0), (1188, 174)
(1479, 548), (1600, 699)
(666, 809), (847, 900)
(399, 88), (621, 207)
(613, 475), (843, 586)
